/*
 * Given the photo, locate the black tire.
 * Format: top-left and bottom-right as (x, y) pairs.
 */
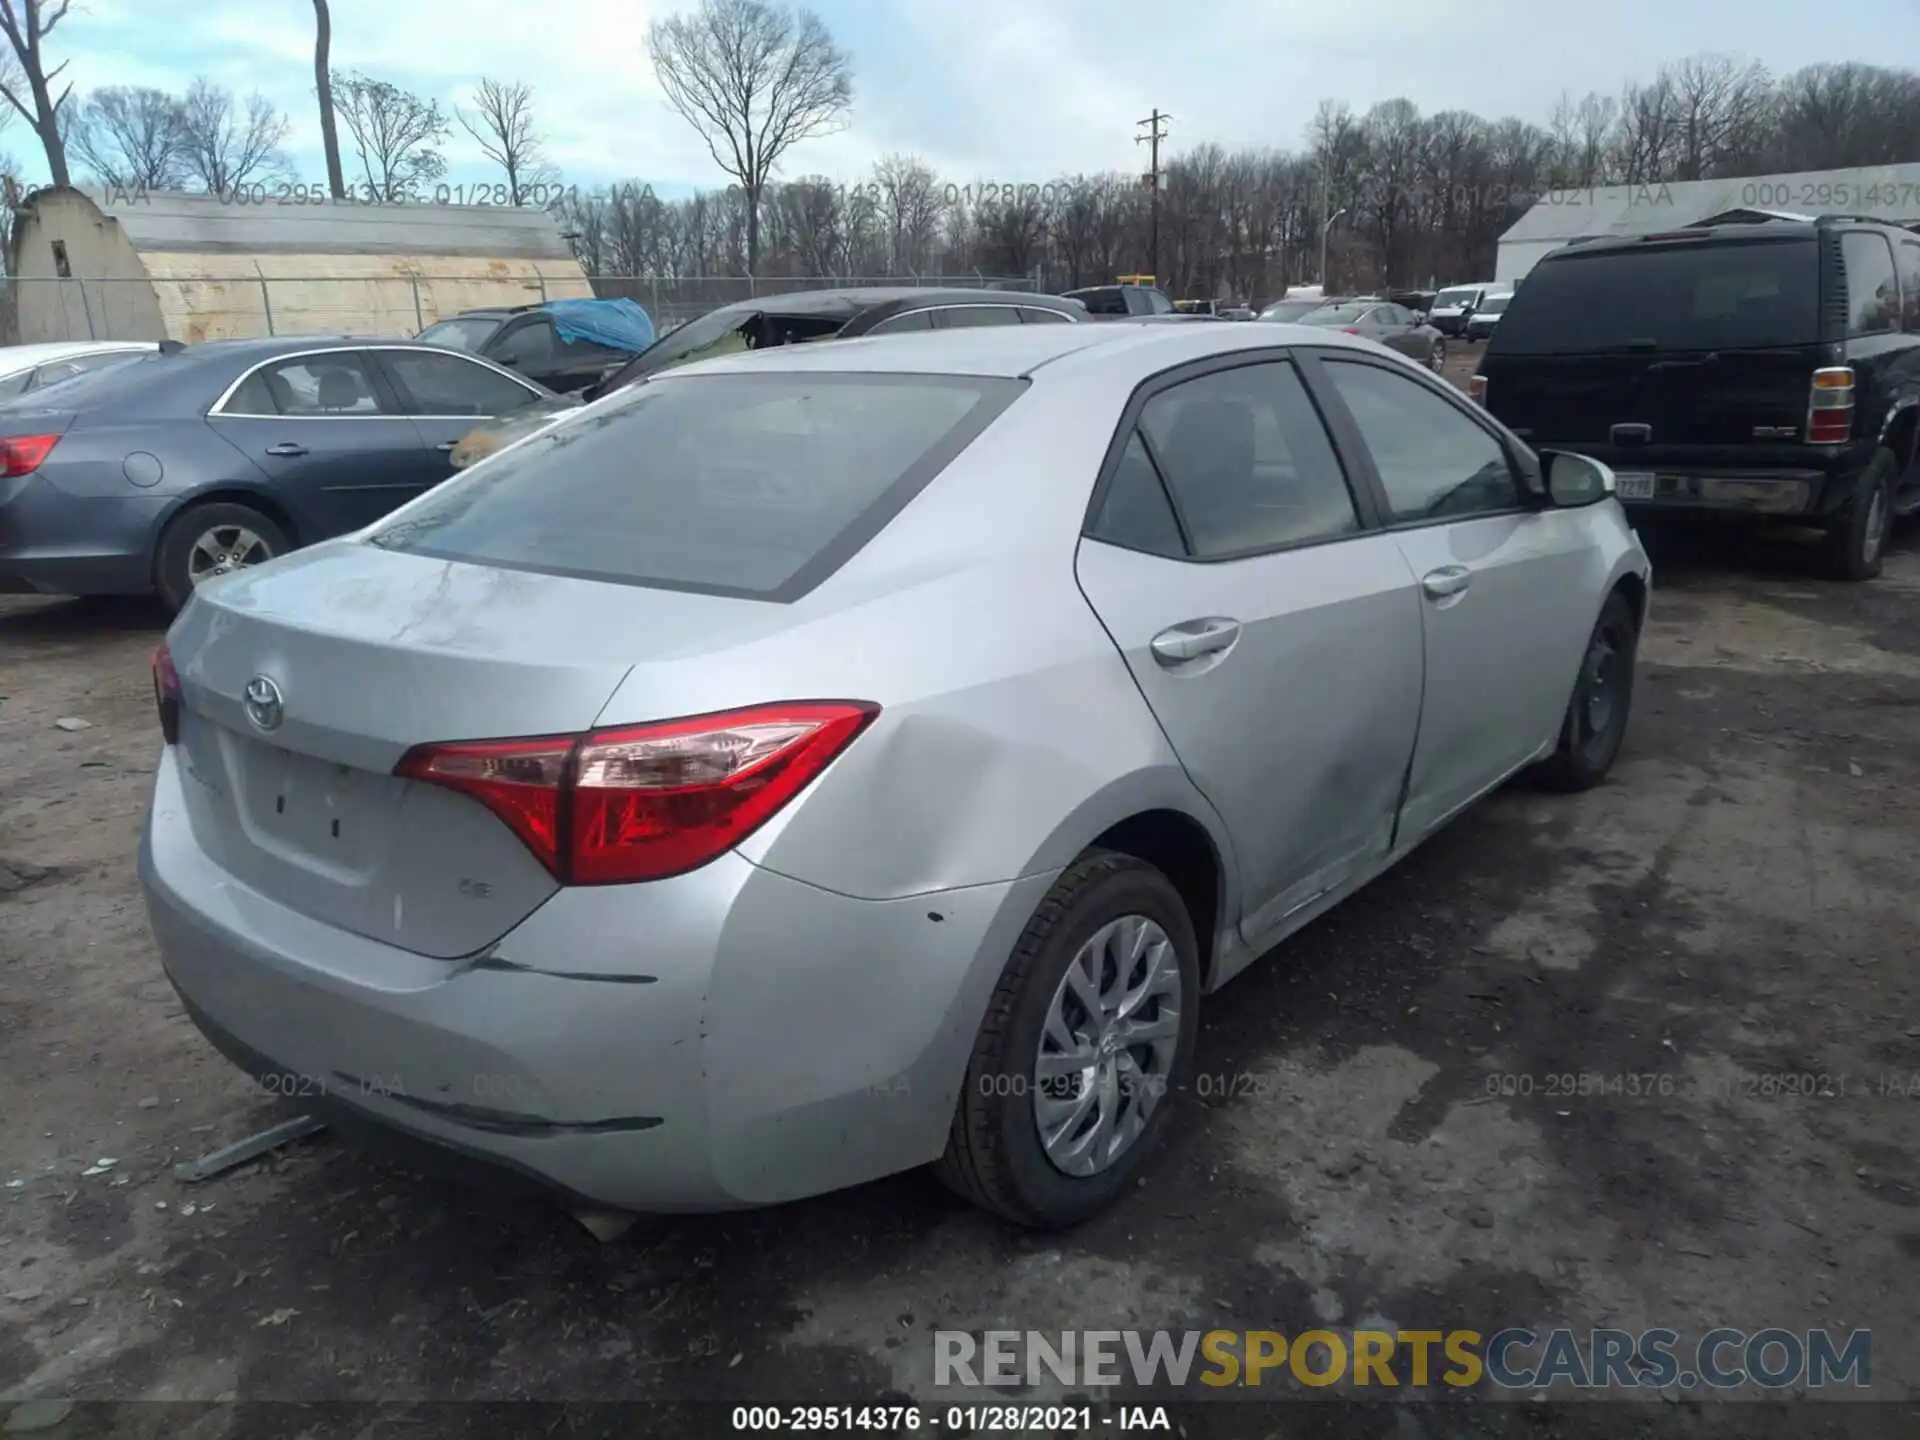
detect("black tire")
(1816, 448), (1896, 582)
(154, 501), (290, 613)
(1534, 589), (1639, 793)
(935, 849), (1201, 1228)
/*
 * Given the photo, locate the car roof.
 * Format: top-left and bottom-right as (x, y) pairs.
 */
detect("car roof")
(1546, 219), (1871, 259)
(700, 286), (1053, 321)
(657, 317), (1387, 381)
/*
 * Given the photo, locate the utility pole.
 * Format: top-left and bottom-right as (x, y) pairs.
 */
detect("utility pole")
(1136, 110), (1169, 282)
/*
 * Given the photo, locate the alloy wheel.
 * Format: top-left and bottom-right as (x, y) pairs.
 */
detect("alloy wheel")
(1032, 914), (1183, 1178)
(187, 524), (274, 588)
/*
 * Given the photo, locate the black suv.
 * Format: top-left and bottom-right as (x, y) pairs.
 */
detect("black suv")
(1062, 283), (1175, 317)
(416, 304), (640, 395)
(1473, 216), (1920, 579)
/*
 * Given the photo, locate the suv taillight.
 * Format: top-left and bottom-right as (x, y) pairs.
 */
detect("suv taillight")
(1807, 366), (1854, 444)
(395, 701), (880, 885)
(151, 642), (182, 744)
(1467, 374), (1488, 405)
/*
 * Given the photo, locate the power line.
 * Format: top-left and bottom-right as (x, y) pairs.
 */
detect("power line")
(1136, 109), (1170, 281)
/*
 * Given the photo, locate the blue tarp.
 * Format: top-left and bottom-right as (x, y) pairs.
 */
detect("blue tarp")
(541, 298), (656, 355)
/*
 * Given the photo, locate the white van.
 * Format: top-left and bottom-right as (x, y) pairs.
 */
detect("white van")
(1427, 283), (1495, 337)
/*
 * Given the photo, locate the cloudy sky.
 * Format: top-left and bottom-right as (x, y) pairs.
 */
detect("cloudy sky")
(25, 0), (1920, 198)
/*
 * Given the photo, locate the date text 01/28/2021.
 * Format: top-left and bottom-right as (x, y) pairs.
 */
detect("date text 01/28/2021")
(729, 1405), (1172, 1431)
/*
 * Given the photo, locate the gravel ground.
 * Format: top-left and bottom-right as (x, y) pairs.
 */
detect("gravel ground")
(3, 376), (1919, 1436)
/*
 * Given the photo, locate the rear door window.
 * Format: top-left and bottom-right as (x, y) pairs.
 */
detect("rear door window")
(366, 373), (1024, 600)
(222, 352), (388, 416)
(1491, 238), (1819, 353)
(1018, 307), (1073, 324)
(866, 309), (935, 335)
(1900, 242), (1920, 332)
(1841, 232), (1900, 336)
(1133, 360), (1360, 556)
(935, 305), (1023, 328)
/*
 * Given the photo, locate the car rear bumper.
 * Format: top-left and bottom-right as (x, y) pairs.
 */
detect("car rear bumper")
(1609, 469), (1829, 516)
(0, 475), (163, 595)
(139, 748), (1054, 1212)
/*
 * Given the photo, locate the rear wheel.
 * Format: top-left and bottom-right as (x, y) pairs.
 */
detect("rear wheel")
(1535, 590), (1638, 792)
(935, 850), (1200, 1228)
(1817, 448), (1896, 582)
(155, 501), (289, 613)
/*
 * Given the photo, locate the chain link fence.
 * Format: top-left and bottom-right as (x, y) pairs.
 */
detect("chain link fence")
(0, 273), (1040, 346)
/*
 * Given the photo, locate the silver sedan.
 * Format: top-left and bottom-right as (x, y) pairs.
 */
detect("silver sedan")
(139, 321), (1650, 1228)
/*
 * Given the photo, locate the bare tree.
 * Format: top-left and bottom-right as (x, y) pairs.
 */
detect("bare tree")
(0, 0), (73, 186)
(872, 153), (943, 273)
(646, 0), (853, 273)
(332, 71), (449, 200)
(69, 86), (187, 189)
(458, 77), (554, 205)
(1664, 54), (1773, 180)
(177, 79), (288, 195)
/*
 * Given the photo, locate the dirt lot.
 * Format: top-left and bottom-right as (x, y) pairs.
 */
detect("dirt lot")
(5, 454), (1920, 1433)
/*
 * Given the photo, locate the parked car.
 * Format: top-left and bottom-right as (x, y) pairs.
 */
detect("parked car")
(1428, 283), (1497, 336)
(447, 287), (1088, 469)
(141, 320), (1649, 1228)
(1295, 300), (1449, 371)
(0, 337), (552, 610)
(1062, 283), (1176, 316)
(415, 298), (655, 396)
(1384, 289), (1438, 319)
(1462, 291), (1513, 342)
(1474, 215), (1920, 580)
(1219, 306), (1256, 321)
(1257, 296), (1349, 323)
(0, 340), (159, 399)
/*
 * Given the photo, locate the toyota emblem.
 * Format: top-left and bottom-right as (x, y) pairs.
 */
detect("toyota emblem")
(243, 674), (284, 731)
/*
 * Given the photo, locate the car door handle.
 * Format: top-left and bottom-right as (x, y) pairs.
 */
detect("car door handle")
(1150, 617), (1241, 665)
(434, 440), (458, 452)
(264, 442), (308, 457)
(1421, 565), (1473, 599)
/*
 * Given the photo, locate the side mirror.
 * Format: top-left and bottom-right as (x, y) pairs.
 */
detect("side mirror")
(1538, 449), (1614, 508)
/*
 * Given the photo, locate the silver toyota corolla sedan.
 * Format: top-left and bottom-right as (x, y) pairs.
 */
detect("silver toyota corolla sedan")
(139, 321), (1651, 1229)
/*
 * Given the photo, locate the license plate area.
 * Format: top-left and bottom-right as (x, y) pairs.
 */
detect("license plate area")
(226, 731), (389, 873)
(1614, 471), (1655, 499)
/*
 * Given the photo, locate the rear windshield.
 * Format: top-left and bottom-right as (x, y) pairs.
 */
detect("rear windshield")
(1298, 304), (1369, 325)
(366, 372), (1024, 600)
(0, 352), (164, 408)
(416, 317), (502, 352)
(1493, 237), (1819, 354)
(1065, 288), (1129, 316)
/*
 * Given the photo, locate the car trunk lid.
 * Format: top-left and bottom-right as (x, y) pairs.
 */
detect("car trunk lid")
(166, 541), (796, 958)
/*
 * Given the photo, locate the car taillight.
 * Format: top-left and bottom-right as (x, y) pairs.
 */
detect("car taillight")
(1342, 326), (1361, 335)
(1807, 366), (1854, 444)
(395, 701), (880, 885)
(1468, 374), (1488, 405)
(0, 434), (59, 478)
(151, 642), (182, 744)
